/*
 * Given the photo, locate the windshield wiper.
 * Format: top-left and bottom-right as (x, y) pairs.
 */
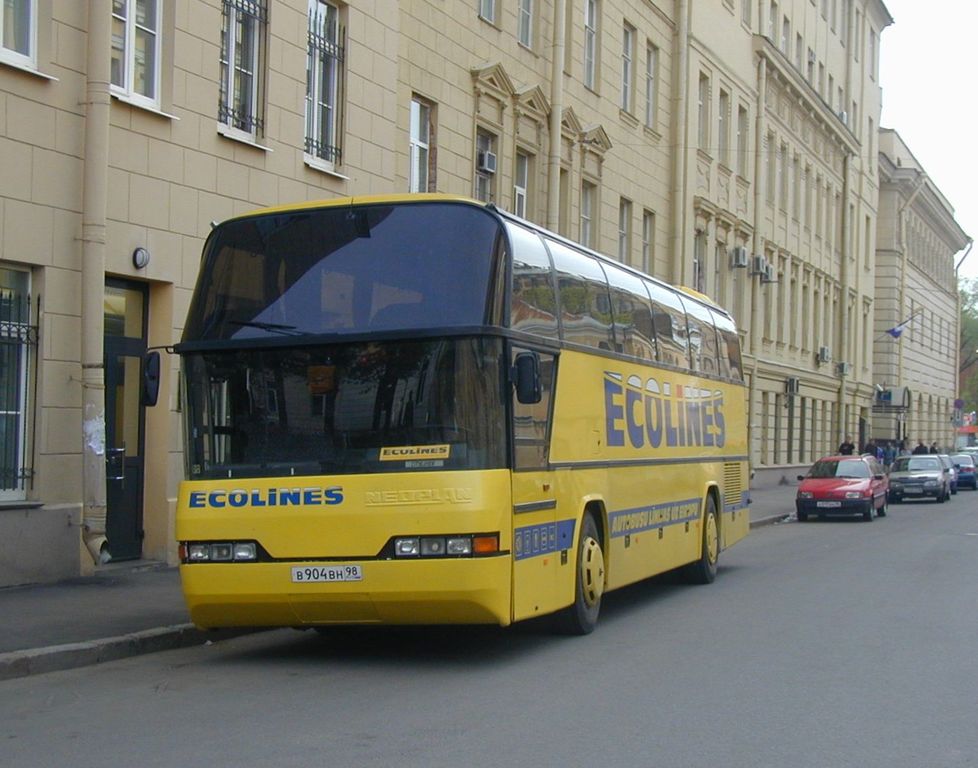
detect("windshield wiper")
(230, 320), (303, 336)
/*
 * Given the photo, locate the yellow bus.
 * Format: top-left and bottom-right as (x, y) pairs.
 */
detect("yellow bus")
(171, 194), (749, 634)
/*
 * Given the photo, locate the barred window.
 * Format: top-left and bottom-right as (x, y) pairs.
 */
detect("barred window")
(1, 268), (36, 500)
(305, 0), (344, 167)
(219, 0), (266, 137)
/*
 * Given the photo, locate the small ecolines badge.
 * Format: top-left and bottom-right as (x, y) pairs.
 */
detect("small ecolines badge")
(379, 444), (451, 461)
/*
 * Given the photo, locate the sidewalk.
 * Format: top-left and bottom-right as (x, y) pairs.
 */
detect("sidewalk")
(0, 482), (798, 680)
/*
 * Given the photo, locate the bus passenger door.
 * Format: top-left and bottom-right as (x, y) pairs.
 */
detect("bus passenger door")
(510, 348), (564, 622)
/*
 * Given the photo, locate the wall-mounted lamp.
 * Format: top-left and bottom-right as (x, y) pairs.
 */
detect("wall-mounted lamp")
(132, 247), (150, 269)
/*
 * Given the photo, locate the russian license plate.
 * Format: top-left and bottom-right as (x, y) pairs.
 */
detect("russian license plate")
(291, 565), (363, 583)
(904, 487), (922, 494)
(816, 501), (842, 508)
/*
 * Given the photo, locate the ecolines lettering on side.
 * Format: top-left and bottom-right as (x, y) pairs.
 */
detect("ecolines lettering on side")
(188, 487), (344, 509)
(604, 372), (726, 450)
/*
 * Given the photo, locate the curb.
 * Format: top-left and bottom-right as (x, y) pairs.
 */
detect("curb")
(749, 513), (792, 529)
(0, 624), (254, 682)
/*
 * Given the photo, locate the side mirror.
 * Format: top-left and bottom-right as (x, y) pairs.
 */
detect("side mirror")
(142, 350), (161, 407)
(513, 351), (542, 404)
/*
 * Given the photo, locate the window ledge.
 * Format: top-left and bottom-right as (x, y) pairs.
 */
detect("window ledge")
(217, 123), (273, 152)
(0, 54), (58, 82)
(111, 92), (180, 120)
(304, 154), (349, 179)
(0, 500), (44, 511)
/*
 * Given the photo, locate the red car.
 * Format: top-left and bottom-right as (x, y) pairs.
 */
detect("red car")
(796, 454), (889, 522)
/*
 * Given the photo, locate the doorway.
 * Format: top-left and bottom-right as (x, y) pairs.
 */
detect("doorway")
(104, 280), (149, 561)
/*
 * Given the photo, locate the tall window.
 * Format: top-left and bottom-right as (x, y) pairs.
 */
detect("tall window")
(768, 2), (777, 40)
(409, 97), (432, 192)
(736, 105), (748, 176)
(111, 0), (161, 105)
(478, 0), (495, 24)
(475, 129), (497, 203)
(580, 181), (595, 248)
(693, 230), (706, 293)
(514, 152), (530, 218)
(583, 0), (598, 90)
(517, 0), (533, 47)
(219, 0), (267, 137)
(620, 23), (634, 112)
(718, 90), (729, 165)
(741, 0), (751, 27)
(617, 198), (632, 263)
(642, 210), (655, 273)
(644, 42), (658, 129)
(1, 268), (33, 501)
(697, 73), (710, 150)
(305, 0), (344, 166)
(781, 16), (789, 55)
(1, 0), (35, 67)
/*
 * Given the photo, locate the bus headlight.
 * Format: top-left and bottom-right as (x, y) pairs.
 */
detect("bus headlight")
(392, 534), (498, 558)
(180, 541), (258, 563)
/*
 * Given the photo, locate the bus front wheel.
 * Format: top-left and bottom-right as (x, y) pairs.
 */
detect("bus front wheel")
(554, 512), (605, 635)
(682, 495), (719, 585)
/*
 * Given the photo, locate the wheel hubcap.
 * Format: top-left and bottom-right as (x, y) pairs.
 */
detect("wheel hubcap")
(705, 513), (719, 565)
(580, 536), (605, 607)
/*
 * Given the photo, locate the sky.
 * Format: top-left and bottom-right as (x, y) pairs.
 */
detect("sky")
(878, 0), (977, 279)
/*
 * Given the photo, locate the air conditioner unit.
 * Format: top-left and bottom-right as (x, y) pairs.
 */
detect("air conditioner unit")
(730, 246), (749, 268)
(836, 361), (851, 377)
(808, 50), (816, 64)
(817, 346), (831, 364)
(751, 255), (767, 275)
(761, 264), (777, 283)
(785, 377), (800, 395)
(477, 150), (497, 174)
(838, 110), (848, 126)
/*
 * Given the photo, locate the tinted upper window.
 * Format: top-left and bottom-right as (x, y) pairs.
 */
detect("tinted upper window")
(183, 202), (501, 342)
(547, 239), (615, 351)
(603, 263), (656, 360)
(506, 221), (559, 339)
(646, 280), (690, 369)
(682, 297), (720, 376)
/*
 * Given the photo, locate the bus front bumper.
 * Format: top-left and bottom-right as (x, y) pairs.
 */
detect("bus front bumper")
(179, 555), (513, 629)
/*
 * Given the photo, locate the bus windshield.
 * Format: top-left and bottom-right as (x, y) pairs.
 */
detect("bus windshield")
(183, 337), (506, 479)
(183, 201), (502, 342)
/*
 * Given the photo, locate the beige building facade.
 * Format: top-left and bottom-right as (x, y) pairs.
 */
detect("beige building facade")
(872, 129), (969, 452)
(0, 0), (936, 586)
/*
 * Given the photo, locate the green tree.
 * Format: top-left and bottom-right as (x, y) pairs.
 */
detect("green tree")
(959, 278), (978, 413)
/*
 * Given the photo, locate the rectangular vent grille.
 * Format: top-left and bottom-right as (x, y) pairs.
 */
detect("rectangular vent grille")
(723, 462), (744, 508)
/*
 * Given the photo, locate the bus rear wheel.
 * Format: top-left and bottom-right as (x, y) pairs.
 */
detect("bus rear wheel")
(682, 495), (719, 584)
(554, 512), (604, 635)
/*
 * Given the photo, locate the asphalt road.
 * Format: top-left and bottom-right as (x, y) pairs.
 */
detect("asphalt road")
(2, 492), (977, 768)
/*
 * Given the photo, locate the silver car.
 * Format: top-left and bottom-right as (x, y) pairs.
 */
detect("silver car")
(887, 455), (950, 503)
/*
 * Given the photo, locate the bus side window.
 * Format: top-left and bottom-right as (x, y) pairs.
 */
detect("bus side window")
(507, 222), (559, 339)
(712, 309), (744, 381)
(604, 263), (657, 360)
(646, 280), (690, 370)
(546, 239), (614, 351)
(682, 299), (720, 376)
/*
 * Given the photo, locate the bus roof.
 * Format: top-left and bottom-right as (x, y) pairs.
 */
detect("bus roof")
(225, 193), (481, 224)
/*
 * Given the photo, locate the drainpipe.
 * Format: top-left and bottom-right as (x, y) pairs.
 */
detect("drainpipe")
(836, 153), (852, 447)
(895, 171), (926, 441)
(670, 0), (689, 284)
(748, 56), (768, 469)
(547, 0), (567, 231)
(80, 0), (112, 564)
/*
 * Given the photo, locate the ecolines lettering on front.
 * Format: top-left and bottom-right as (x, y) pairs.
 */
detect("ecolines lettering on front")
(604, 372), (726, 450)
(187, 486), (344, 509)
